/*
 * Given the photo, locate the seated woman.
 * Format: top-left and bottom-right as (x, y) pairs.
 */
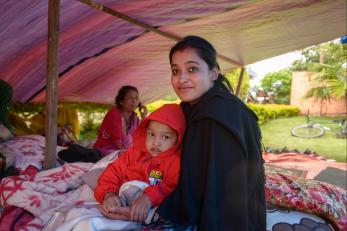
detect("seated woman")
(93, 85), (147, 155)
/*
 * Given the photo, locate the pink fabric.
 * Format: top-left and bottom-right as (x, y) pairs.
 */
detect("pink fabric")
(21, 165), (40, 177)
(0, 160), (344, 230)
(0, 1), (345, 103)
(0, 162), (93, 230)
(0, 135), (56, 172)
(0, 206), (37, 231)
(263, 152), (347, 179)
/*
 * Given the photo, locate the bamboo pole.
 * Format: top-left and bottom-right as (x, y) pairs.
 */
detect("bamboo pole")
(235, 67), (245, 97)
(77, 0), (242, 68)
(78, 0), (180, 41)
(44, 0), (60, 169)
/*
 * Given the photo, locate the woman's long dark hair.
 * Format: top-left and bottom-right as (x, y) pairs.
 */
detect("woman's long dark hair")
(169, 35), (233, 93)
(115, 85), (138, 108)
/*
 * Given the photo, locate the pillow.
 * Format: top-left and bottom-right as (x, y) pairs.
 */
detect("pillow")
(81, 168), (105, 189)
(81, 150), (122, 188)
(266, 172), (347, 230)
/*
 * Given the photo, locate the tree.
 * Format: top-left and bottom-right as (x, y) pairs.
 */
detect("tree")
(316, 63), (347, 98)
(291, 47), (320, 71)
(291, 42), (347, 114)
(291, 42), (346, 72)
(260, 69), (292, 104)
(304, 83), (331, 115)
(224, 68), (250, 101)
(324, 64), (347, 98)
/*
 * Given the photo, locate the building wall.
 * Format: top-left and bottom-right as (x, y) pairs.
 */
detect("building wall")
(290, 71), (346, 115)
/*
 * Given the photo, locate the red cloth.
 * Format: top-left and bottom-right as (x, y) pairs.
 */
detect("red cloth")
(0, 206), (36, 231)
(94, 104), (185, 207)
(21, 165), (39, 176)
(93, 107), (140, 155)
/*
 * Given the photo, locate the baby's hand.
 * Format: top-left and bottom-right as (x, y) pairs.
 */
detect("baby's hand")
(102, 192), (123, 213)
(100, 192), (131, 220)
(130, 192), (152, 223)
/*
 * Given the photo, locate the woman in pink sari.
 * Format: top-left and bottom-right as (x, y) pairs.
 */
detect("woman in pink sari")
(93, 85), (147, 155)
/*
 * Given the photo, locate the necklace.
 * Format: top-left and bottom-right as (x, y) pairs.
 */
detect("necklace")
(122, 113), (131, 133)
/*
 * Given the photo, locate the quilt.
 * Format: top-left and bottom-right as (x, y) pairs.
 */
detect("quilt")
(0, 153), (345, 231)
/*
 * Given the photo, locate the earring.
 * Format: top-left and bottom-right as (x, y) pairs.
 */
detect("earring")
(211, 68), (218, 80)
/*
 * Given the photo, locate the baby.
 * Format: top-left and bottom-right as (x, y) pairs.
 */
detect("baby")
(94, 104), (185, 223)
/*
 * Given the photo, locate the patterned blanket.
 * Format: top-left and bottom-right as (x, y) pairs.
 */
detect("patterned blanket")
(0, 159), (345, 230)
(266, 171), (346, 230)
(0, 135), (64, 173)
(0, 137), (345, 230)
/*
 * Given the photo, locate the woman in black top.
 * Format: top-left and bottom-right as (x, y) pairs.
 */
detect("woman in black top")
(157, 36), (266, 230)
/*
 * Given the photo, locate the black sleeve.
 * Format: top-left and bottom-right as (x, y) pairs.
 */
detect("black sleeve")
(160, 118), (249, 230)
(195, 119), (248, 230)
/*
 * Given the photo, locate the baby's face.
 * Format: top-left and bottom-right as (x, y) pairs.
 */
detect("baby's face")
(146, 120), (178, 157)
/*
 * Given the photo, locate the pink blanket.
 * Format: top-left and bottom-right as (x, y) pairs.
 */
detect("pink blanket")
(0, 157), (345, 230)
(0, 162), (93, 230)
(0, 135), (64, 173)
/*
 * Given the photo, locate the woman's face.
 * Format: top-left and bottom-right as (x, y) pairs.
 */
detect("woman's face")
(171, 48), (217, 104)
(121, 90), (139, 112)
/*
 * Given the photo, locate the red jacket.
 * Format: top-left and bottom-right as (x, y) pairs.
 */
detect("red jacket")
(93, 107), (139, 154)
(94, 104), (185, 207)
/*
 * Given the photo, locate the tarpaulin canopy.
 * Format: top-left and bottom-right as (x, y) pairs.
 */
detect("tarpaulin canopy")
(1, 0), (346, 104)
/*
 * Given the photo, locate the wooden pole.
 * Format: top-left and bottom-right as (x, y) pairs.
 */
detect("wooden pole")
(44, 0), (60, 169)
(78, 0), (180, 41)
(235, 67), (245, 97)
(319, 46), (324, 64)
(77, 0), (243, 68)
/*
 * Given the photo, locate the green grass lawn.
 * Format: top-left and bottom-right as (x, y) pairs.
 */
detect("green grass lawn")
(260, 116), (347, 163)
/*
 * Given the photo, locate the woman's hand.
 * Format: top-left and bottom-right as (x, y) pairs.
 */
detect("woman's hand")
(130, 192), (152, 222)
(100, 205), (131, 220)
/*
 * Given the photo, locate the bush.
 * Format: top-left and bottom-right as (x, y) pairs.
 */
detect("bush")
(9, 101), (299, 139)
(248, 104), (300, 124)
(147, 101), (300, 125)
